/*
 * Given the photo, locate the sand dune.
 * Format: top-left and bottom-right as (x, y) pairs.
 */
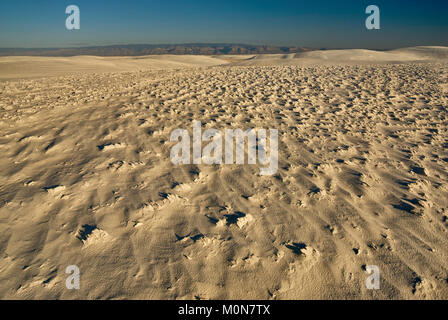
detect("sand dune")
(232, 46), (448, 66)
(2, 47), (448, 81)
(0, 55), (229, 81)
(0, 47), (448, 299)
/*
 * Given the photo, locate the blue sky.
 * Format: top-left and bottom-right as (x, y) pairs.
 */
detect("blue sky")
(0, 0), (447, 49)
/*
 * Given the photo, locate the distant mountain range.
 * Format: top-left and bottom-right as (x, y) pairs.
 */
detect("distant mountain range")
(0, 43), (315, 56)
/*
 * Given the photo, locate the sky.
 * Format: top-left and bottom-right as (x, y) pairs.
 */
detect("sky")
(0, 0), (447, 49)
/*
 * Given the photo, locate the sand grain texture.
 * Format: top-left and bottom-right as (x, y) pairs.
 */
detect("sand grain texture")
(1, 48), (448, 299)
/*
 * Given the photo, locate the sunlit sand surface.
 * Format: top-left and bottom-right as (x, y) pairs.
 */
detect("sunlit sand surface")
(1, 47), (448, 299)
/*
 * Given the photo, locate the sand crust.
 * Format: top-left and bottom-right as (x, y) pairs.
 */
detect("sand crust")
(0, 47), (448, 299)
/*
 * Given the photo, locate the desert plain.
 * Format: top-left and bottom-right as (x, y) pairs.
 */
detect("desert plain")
(0, 47), (448, 299)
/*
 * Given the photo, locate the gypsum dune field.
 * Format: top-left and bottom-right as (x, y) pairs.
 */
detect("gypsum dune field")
(0, 47), (448, 299)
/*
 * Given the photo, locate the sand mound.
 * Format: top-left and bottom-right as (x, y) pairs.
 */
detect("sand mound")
(0, 55), (228, 81)
(2, 47), (447, 81)
(232, 46), (448, 66)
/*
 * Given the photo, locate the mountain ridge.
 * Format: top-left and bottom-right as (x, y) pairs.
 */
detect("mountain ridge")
(0, 43), (314, 57)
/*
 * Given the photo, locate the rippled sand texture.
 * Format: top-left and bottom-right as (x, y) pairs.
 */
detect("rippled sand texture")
(1, 52), (448, 299)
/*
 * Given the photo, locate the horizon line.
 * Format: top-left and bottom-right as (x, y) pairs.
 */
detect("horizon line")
(0, 42), (407, 51)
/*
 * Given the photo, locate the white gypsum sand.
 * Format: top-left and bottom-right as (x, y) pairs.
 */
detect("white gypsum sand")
(0, 48), (448, 299)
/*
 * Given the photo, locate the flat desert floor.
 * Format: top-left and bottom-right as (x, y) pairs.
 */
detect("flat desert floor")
(1, 47), (448, 299)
